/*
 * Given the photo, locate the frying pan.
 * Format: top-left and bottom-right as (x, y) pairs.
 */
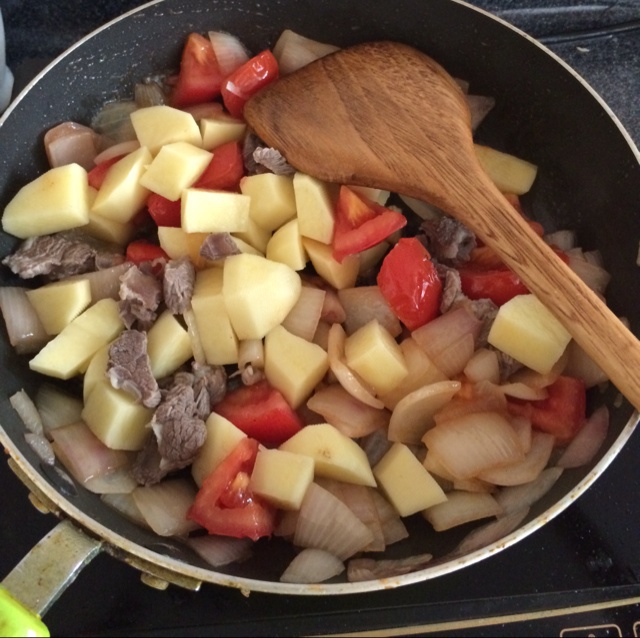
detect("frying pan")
(0, 0), (639, 633)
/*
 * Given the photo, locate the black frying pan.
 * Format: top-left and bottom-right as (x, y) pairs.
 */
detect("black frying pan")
(0, 0), (638, 633)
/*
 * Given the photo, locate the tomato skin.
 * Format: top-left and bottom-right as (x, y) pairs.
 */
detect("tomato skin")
(332, 186), (407, 263)
(213, 379), (304, 447)
(187, 438), (276, 541)
(194, 141), (244, 191)
(171, 33), (223, 108)
(221, 50), (279, 118)
(507, 376), (587, 444)
(87, 155), (123, 190)
(147, 193), (182, 227)
(125, 240), (169, 265)
(377, 237), (442, 331)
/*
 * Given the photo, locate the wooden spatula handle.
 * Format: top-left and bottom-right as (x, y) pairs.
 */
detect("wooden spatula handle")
(432, 169), (640, 412)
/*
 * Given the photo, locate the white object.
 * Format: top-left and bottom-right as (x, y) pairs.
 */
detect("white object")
(0, 9), (14, 113)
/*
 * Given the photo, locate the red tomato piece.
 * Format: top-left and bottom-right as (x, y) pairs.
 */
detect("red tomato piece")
(213, 379), (303, 447)
(146, 193), (182, 227)
(377, 237), (442, 331)
(125, 240), (169, 265)
(457, 266), (529, 306)
(507, 376), (587, 444)
(332, 186), (407, 263)
(221, 50), (279, 118)
(187, 438), (275, 541)
(194, 141), (245, 191)
(87, 155), (123, 190)
(171, 33), (223, 108)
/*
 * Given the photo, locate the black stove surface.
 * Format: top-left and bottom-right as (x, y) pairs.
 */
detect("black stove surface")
(2, 1), (640, 636)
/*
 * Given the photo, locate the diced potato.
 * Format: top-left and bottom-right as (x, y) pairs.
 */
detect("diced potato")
(474, 144), (538, 195)
(147, 310), (193, 379)
(293, 172), (336, 244)
(344, 319), (408, 396)
(249, 448), (314, 510)
(2, 164), (91, 238)
(139, 142), (212, 201)
(373, 442), (447, 516)
(181, 188), (250, 233)
(82, 379), (153, 450)
(191, 267), (239, 365)
(29, 299), (124, 379)
(85, 208), (135, 246)
(338, 285), (401, 337)
(26, 278), (92, 335)
(266, 219), (307, 271)
(240, 173), (297, 231)
(157, 226), (210, 269)
(264, 325), (329, 409)
(488, 293), (571, 374)
(302, 237), (360, 290)
(200, 113), (247, 150)
(232, 217), (272, 254)
(280, 423), (376, 487)
(130, 105), (202, 153)
(223, 253), (301, 340)
(91, 147), (153, 223)
(83, 342), (110, 402)
(191, 412), (246, 487)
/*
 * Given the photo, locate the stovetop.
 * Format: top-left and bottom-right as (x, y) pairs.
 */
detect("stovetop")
(1, 1), (640, 636)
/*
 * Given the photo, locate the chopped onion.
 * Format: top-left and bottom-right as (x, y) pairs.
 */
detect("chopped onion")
(44, 122), (102, 170)
(93, 139), (140, 165)
(101, 492), (149, 527)
(567, 248), (611, 294)
(84, 467), (138, 495)
(272, 29), (340, 75)
(412, 303), (483, 371)
(51, 421), (133, 485)
(431, 333), (475, 380)
(466, 95), (496, 131)
(455, 507), (530, 555)
(132, 478), (201, 537)
(320, 286), (347, 324)
(347, 553), (433, 582)
(312, 320), (331, 351)
(67, 262), (130, 302)
(35, 383), (84, 436)
(134, 80), (166, 107)
(452, 477), (494, 493)
(508, 348), (568, 388)
(464, 348), (500, 384)
(274, 509), (299, 539)
(24, 432), (55, 465)
(370, 489), (409, 546)
(327, 323), (384, 409)
(423, 490), (502, 532)
(281, 548), (345, 584)
(338, 285), (402, 338)
(91, 100), (138, 143)
(307, 384), (389, 439)
(498, 381), (548, 401)
(187, 534), (253, 568)
(237, 339), (265, 370)
(388, 380), (461, 444)
(423, 411), (524, 480)
(423, 450), (456, 482)
(544, 229), (577, 251)
(563, 339), (609, 388)
(0, 287), (50, 354)
(10, 389), (44, 435)
(557, 406), (609, 469)
(182, 307), (207, 365)
(208, 31), (251, 76)
(478, 431), (555, 486)
(494, 466), (564, 514)
(510, 416), (533, 454)
(433, 382), (508, 426)
(294, 482), (374, 560)
(281, 285), (325, 341)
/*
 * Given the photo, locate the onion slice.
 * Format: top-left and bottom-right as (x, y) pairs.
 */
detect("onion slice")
(281, 285), (325, 342)
(187, 534), (253, 568)
(494, 466), (564, 514)
(423, 490), (503, 532)
(10, 389), (44, 435)
(208, 31), (250, 76)
(0, 287), (50, 354)
(44, 121), (102, 170)
(454, 507), (530, 555)
(556, 405), (609, 469)
(272, 29), (339, 75)
(280, 548), (345, 584)
(347, 553), (433, 582)
(35, 383), (84, 436)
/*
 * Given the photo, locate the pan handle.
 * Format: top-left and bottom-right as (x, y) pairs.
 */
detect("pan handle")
(0, 519), (103, 637)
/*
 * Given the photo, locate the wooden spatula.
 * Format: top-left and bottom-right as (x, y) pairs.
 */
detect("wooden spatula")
(244, 40), (640, 412)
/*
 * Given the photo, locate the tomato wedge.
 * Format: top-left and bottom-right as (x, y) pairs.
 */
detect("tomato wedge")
(213, 379), (304, 447)
(221, 50), (279, 118)
(377, 237), (442, 330)
(125, 240), (169, 265)
(332, 186), (407, 263)
(146, 193), (182, 228)
(187, 437), (276, 540)
(507, 375), (587, 444)
(194, 141), (245, 191)
(87, 155), (124, 190)
(171, 33), (224, 108)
